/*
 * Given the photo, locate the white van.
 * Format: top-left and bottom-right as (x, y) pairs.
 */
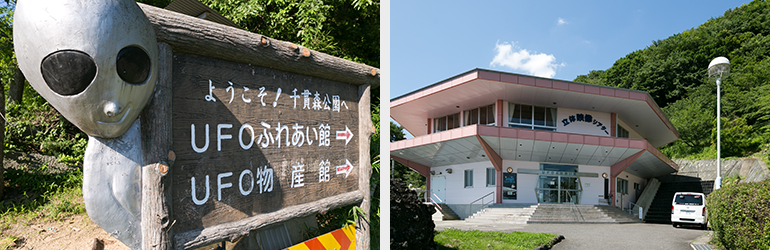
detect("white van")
(671, 192), (707, 229)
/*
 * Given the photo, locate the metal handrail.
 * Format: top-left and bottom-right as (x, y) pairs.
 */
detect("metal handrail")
(468, 191), (495, 217)
(621, 196), (643, 219)
(568, 194), (586, 222)
(431, 193), (443, 211)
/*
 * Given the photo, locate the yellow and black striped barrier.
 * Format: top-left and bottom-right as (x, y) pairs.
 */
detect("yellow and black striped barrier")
(285, 224), (355, 250)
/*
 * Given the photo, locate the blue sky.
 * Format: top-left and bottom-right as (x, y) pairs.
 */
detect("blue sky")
(390, 0), (751, 100)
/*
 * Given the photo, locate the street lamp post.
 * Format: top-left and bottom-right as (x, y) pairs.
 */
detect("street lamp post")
(708, 57), (730, 190)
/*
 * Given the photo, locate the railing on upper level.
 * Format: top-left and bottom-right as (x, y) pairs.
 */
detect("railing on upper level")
(430, 193), (444, 211)
(468, 191), (495, 218)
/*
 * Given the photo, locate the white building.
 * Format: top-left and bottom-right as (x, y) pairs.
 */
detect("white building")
(391, 69), (679, 219)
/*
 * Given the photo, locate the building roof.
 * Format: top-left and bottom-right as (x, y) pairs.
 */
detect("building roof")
(391, 69), (681, 179)
(391, 68), (678, 148)
(165, 0), (240, 28)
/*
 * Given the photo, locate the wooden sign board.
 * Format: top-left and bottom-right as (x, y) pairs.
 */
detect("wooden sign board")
(170, 52), (360, 234)
(136, 4), (377, 250)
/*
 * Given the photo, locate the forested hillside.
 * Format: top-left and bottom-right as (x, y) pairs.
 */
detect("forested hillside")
(574, 0), (770, 159)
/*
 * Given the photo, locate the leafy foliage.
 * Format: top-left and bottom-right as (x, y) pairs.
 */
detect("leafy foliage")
(2, 162), (85, 219)
(0, 1), (90, 226)
(574, 0), (770, 159)
(390, 178), (435, 250)
(707, 178), (770, 249)
(199, 0), (379, 67)
(4, 84), (87, 166)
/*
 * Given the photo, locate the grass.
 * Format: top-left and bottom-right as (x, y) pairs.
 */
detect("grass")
(435, 228), (557, 250)
(0, 235), (17, 250)
(0, 161), (85, 225)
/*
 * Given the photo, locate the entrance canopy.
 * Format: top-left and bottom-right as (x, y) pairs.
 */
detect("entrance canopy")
(391, 124), (677, 179)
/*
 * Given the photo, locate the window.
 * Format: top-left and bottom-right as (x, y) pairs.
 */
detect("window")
(486, 168), (496, 187)
(433, 113), (460, 133)
(464, 104), (495, 126)
(464, 169), (474, 188)
(617, 125), (629, 138)
(509, 103), (557, 131)
(617, 178), (629, 194)
(674, 194), (703, 206)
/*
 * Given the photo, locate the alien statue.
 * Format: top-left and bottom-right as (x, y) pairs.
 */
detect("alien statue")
(13, 0), (159, 248)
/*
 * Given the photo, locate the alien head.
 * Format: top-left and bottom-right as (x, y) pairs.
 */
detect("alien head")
(14, 0), (158, 138)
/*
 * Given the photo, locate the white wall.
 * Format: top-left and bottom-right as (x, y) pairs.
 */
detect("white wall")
(578, 165), (611, 205)
(501, 160), (540, 204)
(433, 160), (613, 205)
(557, 108), (611, 136)
(431, 162), (496, 205)
(614, 171), (646, 209)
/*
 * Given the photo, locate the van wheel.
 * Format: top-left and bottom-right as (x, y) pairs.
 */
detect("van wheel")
(672, 223), (678, 228)
(701, 223), (707, 230)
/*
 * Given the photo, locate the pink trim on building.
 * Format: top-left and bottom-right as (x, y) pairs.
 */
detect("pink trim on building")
(391, 69), (679, 141)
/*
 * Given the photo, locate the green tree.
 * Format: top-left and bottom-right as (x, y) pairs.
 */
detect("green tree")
(577, 0), (770, 159)
(659, 85), (715, 158)
(198, 0), (379, 67)
(0, 0), (17, 199)
(712, 116), (764, 158)
(573, 70), (605, 86)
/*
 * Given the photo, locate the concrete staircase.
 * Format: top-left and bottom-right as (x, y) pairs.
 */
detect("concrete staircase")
(464, 203), (641, 224)
(465, 204), (538, 224)
(528, 204), (640, 224)
(435, 203), (461, 220)
(645, 175), (706, 224)
(595, 205), (643, 223)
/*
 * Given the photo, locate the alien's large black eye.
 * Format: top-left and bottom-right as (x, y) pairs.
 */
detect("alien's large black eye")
(116, 46), (151, 85)
(41, 50), (97, 96)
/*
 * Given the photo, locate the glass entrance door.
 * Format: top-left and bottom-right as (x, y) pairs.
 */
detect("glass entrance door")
(537, 176), (559, 203)
(536, 175), (581, 204)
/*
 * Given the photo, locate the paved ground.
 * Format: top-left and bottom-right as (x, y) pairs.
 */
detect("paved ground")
(435, 221), (710, 250)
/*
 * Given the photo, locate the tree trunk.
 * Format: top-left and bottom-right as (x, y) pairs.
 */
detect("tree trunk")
(8, 66), (24, 105)
(0, 74), (5, 199)
(140, 42), (174, 250)
(356, 84), (373, 250)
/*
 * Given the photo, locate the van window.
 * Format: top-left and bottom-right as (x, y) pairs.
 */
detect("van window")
(675, 194), (703, 205)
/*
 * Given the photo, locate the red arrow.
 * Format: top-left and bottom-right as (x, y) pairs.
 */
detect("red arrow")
(335, 126), (353, 145)
(335, 159), (354, 178)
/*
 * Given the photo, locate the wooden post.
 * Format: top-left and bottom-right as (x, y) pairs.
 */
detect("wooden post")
(138, 3), (379, 88)
(356, 84), (373, 250)
(9, 66), (24, 104)
(140, 42), (174, 250)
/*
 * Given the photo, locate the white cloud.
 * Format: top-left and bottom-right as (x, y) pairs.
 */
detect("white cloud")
(557, 18), (568, 25)
(490, 41), (564, 78)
